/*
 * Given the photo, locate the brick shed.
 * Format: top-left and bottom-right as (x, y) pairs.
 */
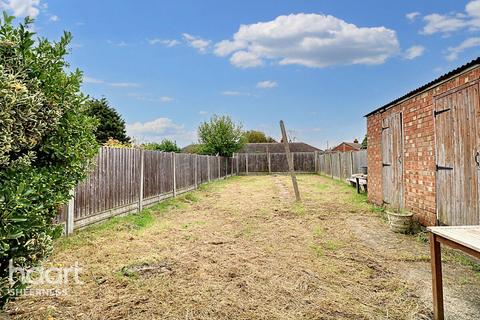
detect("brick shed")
(365, 57), (480, 226)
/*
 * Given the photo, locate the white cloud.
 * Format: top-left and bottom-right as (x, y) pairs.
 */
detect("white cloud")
(83, 76), (104, 84)
(221, 90), (250, 96)
(109, 82), (140, 88)
(406, 12), (420, 22)
(230, 51), (263, 68)
(198, 110), (208, 115)
(182, 33), (211, 53)
(126, 118), (195, 146)
(127, 93), (174, 103)
(422, 13), (467, 35)
(107, 40), (129, 47)
(445, 37), (480, 61)
(159, 96), (174, 102)
(213, 13), (399, 68)
(49, 15), (59, 22)
(421, 0), (480, 35)
(148, 38), (180, 47)
(403, 45), (425, 60)
(256, 80), (278, 89)
(1, 0), (41, 18)
(83, 76), (141, 88)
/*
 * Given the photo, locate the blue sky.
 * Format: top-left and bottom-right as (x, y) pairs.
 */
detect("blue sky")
(2, 0), (480, 148)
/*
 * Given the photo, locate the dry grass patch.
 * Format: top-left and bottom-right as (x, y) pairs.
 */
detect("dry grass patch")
(5, 175), (480, 320)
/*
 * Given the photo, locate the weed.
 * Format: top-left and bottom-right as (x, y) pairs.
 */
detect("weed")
(313, 226), (324, 238)
(291, 202), (305, 215)
(310, 243), (324, 257)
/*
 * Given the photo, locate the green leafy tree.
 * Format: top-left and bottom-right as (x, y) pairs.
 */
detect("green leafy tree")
(86, 98), (130, 144)
(243, 130), (276, 143)
(0, 14), (98, 307)
(197, 115), (245, 156)
(182, 144), (202, 154)
(142, 139), (181, 152)
(361, 135), (367, 149)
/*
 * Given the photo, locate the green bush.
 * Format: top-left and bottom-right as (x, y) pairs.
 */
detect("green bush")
(0, 13), (98, 307)
(197, 115), (245, 156)
(142, 139), (181, 152)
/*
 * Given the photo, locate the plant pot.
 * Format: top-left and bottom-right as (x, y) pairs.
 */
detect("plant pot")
(387, 211), (414, 234)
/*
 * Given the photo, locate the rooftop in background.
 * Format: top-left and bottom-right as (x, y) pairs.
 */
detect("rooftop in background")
(331, 142), (362, 152)
(365, 57), (480, 118)
(238, 142), (321, 154)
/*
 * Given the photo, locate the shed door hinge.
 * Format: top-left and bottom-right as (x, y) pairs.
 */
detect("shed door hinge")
(436, 165), (453, 171)
(434, 108), (451, 117)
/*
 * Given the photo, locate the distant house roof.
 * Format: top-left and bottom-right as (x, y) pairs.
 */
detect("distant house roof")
(332, 142), (362, 151)
(365, 57), (480, 118)
(238, 142), (321, 153)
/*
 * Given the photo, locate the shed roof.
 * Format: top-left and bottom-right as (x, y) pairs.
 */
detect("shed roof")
(238, 142), (321, 153)
(364, 57), (480, 118)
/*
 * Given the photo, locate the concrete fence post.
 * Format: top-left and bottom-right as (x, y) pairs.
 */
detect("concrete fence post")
(268, 153), (271, 174)
(172, 152), (176, 197)
(314, 151), (318, 173)
(246, 153), (249, 175)
(66, 188), (75, 235)
(139, 149), (144, 211)
(218, 156), (221, 179)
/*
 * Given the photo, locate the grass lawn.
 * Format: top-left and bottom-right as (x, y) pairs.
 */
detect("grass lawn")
(5, 175), (480, 320)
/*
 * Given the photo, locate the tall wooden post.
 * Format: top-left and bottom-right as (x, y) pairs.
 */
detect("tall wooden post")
(246, 154), (249, 175)
(139, 149), (144, 211)
(314, 151), (318, 173)
(172, 152), (176, 197)
(218, 156), (221, 179)
(280, 120), (301, 201)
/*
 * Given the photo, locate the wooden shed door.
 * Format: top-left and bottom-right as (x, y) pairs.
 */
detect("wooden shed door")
(435, 83), (480, 225)
(382, 112), (404, 209)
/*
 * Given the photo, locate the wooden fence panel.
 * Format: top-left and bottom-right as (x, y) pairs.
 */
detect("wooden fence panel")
(270, 153), (289, 172)
(73, 147), (140, 224)
(293, 152), (315, 172)
(61, 147), (236, 233)
(209, 156), (219, 180)
(175, 153), (195, 190)
(197, 155), (208, 183)
(318, 150), (367, 181)
(237, 154), (247, 173)
(247, 153), (268, 172)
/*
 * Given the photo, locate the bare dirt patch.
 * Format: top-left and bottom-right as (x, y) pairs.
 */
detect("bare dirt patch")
(4, 175), (480, 319)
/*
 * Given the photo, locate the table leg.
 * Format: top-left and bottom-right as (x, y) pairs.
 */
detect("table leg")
(430, 233), (444, 320)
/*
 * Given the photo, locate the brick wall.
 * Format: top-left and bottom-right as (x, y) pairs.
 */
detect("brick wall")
(366, 66), (480, 226)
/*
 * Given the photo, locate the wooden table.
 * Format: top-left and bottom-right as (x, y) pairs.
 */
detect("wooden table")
(427, 226), (480, 320)
(348, 174), (367, 194)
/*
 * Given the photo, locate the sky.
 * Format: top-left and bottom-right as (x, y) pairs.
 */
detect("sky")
(1, 0), (480, 149)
